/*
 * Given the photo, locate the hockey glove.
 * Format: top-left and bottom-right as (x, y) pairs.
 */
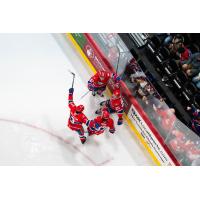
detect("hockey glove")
(115, 76), (121, 82)
(109, 128), (115, 134)
(117, 118), (123, 125)
(112, 73), (121, 82)
(69, 88), (74, 94)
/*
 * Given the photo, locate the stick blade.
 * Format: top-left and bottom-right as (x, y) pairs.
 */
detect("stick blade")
(68, 69), (75, 76)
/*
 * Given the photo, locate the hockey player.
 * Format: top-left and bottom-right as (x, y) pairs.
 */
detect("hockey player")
(95, 89), (124, 125)
(68, 88), (88, 144)
(111, 73), (121, 90)
(88, 70), (111, 97)
(87, 110), (115, 136)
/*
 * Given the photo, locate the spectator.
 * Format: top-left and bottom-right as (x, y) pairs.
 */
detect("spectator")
(124, 58), (141, 78)
(169, 130), (200, 165)
(187, 105), (200, 136)
(156, 33), (173, 46)
(153, 106), (176, 132)
(130, 71), (145, 82)
(132, 76), (155, 105)
(186, 143), (200, 164)
(192, 72), (200, 89)
(177, 46), (191, 65)
(169, 130), (186, 154)
(182, 52), (200, 77)
(163, 34), (173, 46)
(168, 34), (184, 55)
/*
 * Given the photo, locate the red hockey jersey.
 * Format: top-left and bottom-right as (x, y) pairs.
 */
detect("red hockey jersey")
(89, 71), (110, 88)
(110, 97), (124, 119)
(87, 116), (115, 135)
(68, 93), (88, 131)
(156, 108), (176, 131)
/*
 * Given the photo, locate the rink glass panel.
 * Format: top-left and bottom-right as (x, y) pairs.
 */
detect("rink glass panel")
(88, 33), (200, 166)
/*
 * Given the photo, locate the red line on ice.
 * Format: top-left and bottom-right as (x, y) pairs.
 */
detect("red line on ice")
(0, 118), (113, 166)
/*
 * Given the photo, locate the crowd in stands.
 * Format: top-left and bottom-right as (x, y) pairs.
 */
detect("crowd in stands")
(162, 34), (200, 88)
(146, 34), (200, 137)
(122, 33), (200, 165)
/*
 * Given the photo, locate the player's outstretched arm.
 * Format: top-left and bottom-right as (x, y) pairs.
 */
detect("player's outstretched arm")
(68, 88), (75, 109)
(82, 114), (89, 125)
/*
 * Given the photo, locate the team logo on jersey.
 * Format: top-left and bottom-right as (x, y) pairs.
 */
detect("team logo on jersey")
(70, 115), (79, 124)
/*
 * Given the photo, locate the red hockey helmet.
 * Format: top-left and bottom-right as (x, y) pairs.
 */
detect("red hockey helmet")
(76, 105), (84, 112)
(102, 110), (110, 120)
(98, 70), (110, 80)
(112, 89), (121, 99)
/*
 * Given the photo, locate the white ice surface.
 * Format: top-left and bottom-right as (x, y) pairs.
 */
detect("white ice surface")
(0, 33), (153, 165)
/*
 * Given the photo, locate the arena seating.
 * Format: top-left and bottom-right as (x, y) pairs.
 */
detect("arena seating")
(146, 34), (200, 105)
(120, 33), (200, 137)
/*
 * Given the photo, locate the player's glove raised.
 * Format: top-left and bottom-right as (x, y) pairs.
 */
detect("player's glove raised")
(69, 88), (74, 94)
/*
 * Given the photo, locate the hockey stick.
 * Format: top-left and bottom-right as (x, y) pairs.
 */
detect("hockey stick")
(116, 47), (121, 75)
(68, 69), (75, 88)
(116, 49), (130, 75)
(79, 90), (90, 100)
